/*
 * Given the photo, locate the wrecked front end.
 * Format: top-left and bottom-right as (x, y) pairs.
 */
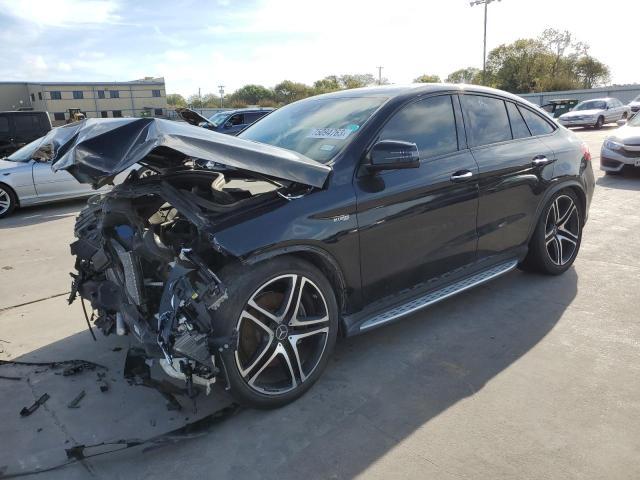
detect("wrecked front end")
(69, 168), (283, 393)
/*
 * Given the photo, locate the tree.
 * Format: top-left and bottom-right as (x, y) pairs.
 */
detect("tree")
(201, 93), (221, 107)
(339, 74), (376, 89)
(445, 68), (481, 84)
(413, 74), (441, 83)
(313, 76), (342, 94)
(228, 84), (273, 106)
(187, 94), (204, 108)
(273, 80), (313, 104)
(575, 56), (610, 89)
(166, 93), (186, 106)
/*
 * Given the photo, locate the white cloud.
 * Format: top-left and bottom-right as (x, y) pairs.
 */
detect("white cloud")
(0, 0), (121, 26)
(57, 61), (72, 72)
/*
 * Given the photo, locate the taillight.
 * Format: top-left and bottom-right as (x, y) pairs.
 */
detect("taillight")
(581, 143), (591, 162)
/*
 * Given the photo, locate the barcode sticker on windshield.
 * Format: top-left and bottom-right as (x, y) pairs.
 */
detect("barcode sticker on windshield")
(307, 128), (352, 140)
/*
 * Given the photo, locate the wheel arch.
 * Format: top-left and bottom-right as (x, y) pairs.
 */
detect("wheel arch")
(0, 181), (19, 208)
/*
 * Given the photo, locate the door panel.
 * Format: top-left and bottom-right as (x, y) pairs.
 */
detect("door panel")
(32, 160), (92, 199)
(356, 152), (479, 301)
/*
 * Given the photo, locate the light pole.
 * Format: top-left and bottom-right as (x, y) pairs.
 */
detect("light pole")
(470, 0), (501, 84)
(377, 66), (383, 85)
(218, 85), (225, 108)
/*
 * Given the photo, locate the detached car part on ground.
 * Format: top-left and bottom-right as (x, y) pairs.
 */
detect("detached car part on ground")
(42, 84), (594, 409)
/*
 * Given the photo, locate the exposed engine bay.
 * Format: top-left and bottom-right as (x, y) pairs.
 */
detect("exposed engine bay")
(68, 164), (293, 393)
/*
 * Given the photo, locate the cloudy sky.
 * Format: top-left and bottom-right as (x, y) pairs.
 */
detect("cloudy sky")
(0, 0), (637, 97)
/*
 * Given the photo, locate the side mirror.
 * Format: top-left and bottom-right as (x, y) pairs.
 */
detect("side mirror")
(368, 140), (420, 171)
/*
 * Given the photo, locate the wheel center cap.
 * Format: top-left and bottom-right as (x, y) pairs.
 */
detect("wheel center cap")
(553, 225), (559, 235)
(275, 324), (289, 341)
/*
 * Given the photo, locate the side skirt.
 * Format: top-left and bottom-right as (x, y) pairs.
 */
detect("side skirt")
(343, 259), (518, 336)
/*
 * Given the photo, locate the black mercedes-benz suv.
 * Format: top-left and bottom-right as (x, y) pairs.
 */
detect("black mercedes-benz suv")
(39, 84), (594, 408)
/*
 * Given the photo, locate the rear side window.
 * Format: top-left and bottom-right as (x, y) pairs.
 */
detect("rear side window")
(13, 115), (40, 132)
(229, 114), (244, 126)
(505, 102), (530, 139)
(379, 95), (458, 159)
(461, 95), (511, 146)
(0, 116), (8, 133)
(245, 112), (265, 123)
(518, 106), (554, 136)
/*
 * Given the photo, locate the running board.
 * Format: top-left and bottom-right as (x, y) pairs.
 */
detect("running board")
(359, 260), (518, 332)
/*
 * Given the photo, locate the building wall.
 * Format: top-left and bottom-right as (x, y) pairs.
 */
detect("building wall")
(519, 84), (640, 106)
(0, 78), (168, 125)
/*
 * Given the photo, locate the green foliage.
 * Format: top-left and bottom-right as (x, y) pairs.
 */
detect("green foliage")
(227, 84), (274, 106)
(445, 68), (481, 84)
(166, 93), (186, 106)
(413, 74), (441, 83)
(273, 80), (314, 104)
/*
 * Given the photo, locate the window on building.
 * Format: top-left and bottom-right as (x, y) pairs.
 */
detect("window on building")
(50, 91), (62, 100)
(152, 89), (161, 97)
(97, 90), (105, 99)
(73, 91), (84, 99)
(110, 90), (120, 99)
(30, 93), (35, 102)
(379, 95), (459, 159)
(460, 95), (512, 146)
(38, 92), (42, 100)
(154, 108), (163, 116)
(112, 110), (122, 117)
(518, 106), (555, 136)
(100, 111), (108, 118)
(53, 112), (66, 121)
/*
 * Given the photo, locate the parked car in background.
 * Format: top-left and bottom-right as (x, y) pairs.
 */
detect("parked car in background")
(558, 98), (630, 129)
(175, 107), (274, 135)
(628, 94), (640, 114)
(600, 112), (640, 174)
(0, 111), (51, 156)
(541, 99), (578, 118)
(56, 84), (594, 408)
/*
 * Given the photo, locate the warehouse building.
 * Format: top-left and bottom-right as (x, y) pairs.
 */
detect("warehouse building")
(0, 77), (168, 125)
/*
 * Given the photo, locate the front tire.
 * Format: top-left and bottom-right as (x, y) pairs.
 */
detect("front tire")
(594, 116), (605, 129)
(0, 184), (17, 219)
(520, 190), (583, 275)
(215, 256), (338, 408)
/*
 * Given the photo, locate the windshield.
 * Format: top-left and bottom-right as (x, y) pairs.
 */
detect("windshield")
(208, 112), (230, 127)
(628, 113), (640, 127)
(238, 96), (387, 163)
(574, 100), (606, 111)
(5, 138), (44, 162)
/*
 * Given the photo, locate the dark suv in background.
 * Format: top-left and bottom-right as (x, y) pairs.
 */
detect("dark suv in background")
(0, 111), (51, 155)
(175, 107), (274, 135)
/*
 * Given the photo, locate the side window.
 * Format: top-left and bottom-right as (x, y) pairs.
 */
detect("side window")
(244, 112), (264, 123)
(379, 95), (458, 159)
(0, 116), (8, 133)
(505, 102), (530, 139)
(14, 115), (39, 132)
(460, 95), (511, 146)
(50, 91), (62, 100)
(229, 114), (244, 126)
(518, 106), (555, 136)
(73, 91), (84, 99)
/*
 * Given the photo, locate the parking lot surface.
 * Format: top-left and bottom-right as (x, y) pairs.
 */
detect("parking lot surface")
(1, 126), (639, 479)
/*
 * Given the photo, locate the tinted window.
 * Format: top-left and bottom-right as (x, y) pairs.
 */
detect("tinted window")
(100, 111), (108, 118)
(152, 89), (161, 97)
(461, 95), (511, 146)
(54, 112), (65, 121)
(50, 91), (61, 100)
(0, 117), (8, 133)
(14, 114), (40, 132)
(229, 114), (244, 126)
(379, 95), (458, 159)
(244, 112), (265, 123)
(112, 110), (122, 117)
(110, 90), (119, 98)
(505, 102), (530, 139)
(518, 106), (554, 136)
(154, 108), (163, 116)
(97, 90), (105, 99)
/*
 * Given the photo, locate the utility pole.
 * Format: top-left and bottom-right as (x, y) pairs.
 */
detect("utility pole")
(198, 87), (202, 109)
(218, 85), (225, 108)
(469, 0), (501, 84)
(377, 66), (383, 85)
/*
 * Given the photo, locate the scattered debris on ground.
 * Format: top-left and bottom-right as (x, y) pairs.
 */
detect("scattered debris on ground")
(19, 393), (50, 417)
(67, 390), (86, 409)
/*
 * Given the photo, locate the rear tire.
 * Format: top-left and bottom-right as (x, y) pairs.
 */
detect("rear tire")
(214, 256), (339, 409)
(520, 190), (583, 275)
(0, 184), (17, 219)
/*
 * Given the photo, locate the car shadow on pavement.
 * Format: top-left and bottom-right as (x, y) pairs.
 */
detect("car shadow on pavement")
(569, 125), (618, 132)
(596, 168), (640, 190)
(0, 199), (86, 230)
(0, 268), (577, 479)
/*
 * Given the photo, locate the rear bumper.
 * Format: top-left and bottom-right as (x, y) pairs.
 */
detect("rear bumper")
(559, 119), (596, 128)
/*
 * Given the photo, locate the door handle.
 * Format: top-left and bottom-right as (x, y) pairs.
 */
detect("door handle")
(450, 170), (473, 182)
(532, 156), (554, 166)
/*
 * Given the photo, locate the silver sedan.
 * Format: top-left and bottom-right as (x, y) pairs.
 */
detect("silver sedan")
(600, 113), (640, 174)
(0, 138), (122, 218)
(558, 97), (630, 129)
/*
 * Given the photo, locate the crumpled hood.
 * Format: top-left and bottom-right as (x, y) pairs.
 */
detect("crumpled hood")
(560, 109), (603, 119)
(174, 107), (212, 127)
(37, 117), (331, 188)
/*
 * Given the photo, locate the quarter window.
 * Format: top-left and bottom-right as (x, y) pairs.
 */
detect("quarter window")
(379, 95), (458, 159)
(460, 95), (511, 146)
(73, 91), (84, 99)
(518, 106), (554, 136)
(50, 91), (62, 100)
(505, 102), (530, 139)
(53, 112), (65, 121)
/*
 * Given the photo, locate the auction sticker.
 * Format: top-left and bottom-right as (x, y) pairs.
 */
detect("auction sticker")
(307, 128), (352, 139)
